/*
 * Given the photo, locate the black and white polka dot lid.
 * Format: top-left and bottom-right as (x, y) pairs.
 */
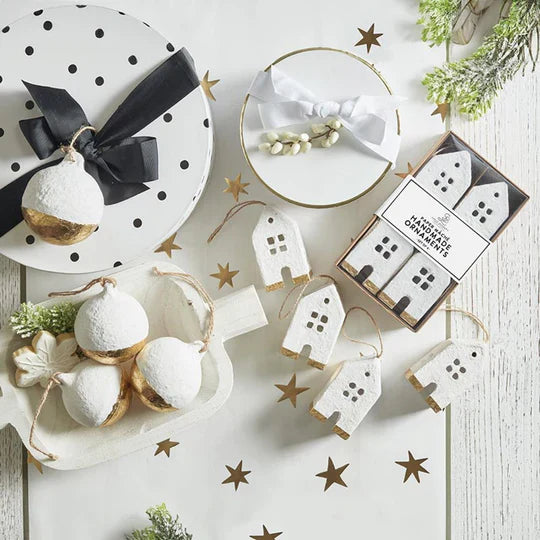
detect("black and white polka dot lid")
(0, 5), (213, 273)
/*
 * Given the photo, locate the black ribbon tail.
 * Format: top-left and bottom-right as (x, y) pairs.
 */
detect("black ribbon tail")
(0, 158), (63, 237)
(95, 48), (200, 147)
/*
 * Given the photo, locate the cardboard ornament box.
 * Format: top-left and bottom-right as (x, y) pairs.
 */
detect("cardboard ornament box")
(337, 131), (529, 331)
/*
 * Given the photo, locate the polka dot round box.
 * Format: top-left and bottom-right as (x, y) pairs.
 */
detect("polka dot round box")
(337, 131), (529, 332)
(0, 5), (213, 273)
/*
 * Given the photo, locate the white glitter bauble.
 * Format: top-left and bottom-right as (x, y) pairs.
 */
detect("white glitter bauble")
(74, 282), (149, 364)
(131, 336), (204, 412)
(56, 359), (131, 428)
(21, 151), (104, 245)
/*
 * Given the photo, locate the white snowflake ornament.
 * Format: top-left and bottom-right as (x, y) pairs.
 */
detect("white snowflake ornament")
(12, 331), (79, 388)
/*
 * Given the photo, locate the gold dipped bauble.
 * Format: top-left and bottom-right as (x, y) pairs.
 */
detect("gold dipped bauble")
(21, 151), (104, 245)
(56, 359), (131, 428)
(74, 280), (149, 364)
(130, 336), (205, 412)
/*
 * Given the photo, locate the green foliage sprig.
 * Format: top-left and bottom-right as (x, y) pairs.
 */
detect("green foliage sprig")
(418, 0), (461, 45)
(126, 504), (193, 540)
(10, 301), (80, 338)
(420, 0), (540, 119)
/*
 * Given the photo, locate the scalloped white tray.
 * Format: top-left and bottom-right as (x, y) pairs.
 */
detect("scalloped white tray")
(0, 260), (267, 470)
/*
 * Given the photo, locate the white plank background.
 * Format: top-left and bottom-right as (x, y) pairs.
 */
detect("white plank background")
(0, 0), (538, 538)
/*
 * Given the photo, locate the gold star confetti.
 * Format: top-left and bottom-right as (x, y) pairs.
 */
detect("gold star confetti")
(355, 23), (383, 53)
(395, 162), (414, 180)
(154, 438), (179, 457)
(431, 103), (449, 122)
(222, 460), (251, 491)
(250, 525), (283, 540)
(27, 452), (43, 474)
(210, 262), (239, 289)
(395, 451), (430, 483)
(316, 457), (349, 491)
(200, 70), (220, 101)
(223, 173), (250, 202)
(275, 374), (309, 408)
(154, 232), (181, 258)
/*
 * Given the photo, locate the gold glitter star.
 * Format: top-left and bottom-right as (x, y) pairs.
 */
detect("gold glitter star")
(395, 451), (430, 483)
(27, 452), (43, 474)
(431, 103), (449, 122)
(154, 438), (179, 457)
(395, 162), (414, 180)
(200, 70), (220, 101)
(210, 262), (239, 289)
(275, 374), (309, 408)
(222, 460), (251, 491)
(355, 24), (383, 53)
(223, 173), (250, 202)
(316, 457), (349, 491)
(250, 525), (283, 540)
(154, 232), (181, 258)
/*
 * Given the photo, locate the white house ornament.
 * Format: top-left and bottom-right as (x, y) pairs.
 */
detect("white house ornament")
(281, 281), (345, 370)
(56, 359), (131, 427)
(21, 149), (104, 245)
(406, 338), (486, 412)
(342, 220), (414, 294)
(378, 252), (451, 327)
(131, 336), (204, 412)
(71, 278), (149, 364)
(12, 331), (79, 388)
(455, 181), (509, 239)
(130, 268), (214, 413)
(252, 205), (311, 291)
(414, 150), (472, 208)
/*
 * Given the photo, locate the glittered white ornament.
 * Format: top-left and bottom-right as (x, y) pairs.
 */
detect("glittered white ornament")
(131, 336), (204, 412)
(74, 280), (148, 364)
(21, 151), (104, 245)
(56, 359), (131, 427)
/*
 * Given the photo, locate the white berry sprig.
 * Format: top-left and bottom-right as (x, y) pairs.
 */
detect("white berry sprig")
(258, 118), (342, 156)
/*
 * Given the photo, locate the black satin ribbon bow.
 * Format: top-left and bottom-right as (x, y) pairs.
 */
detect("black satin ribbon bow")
(0, 48), (200, 237)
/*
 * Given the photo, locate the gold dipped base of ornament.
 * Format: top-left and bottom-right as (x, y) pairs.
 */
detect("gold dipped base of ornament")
(81, 339), (146, 365)
(101, 370), (132, 427)
(22, 207), (97, 245)
(130, 362), (176, 412)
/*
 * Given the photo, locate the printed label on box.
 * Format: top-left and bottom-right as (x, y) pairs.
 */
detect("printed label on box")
(376, 177), (490, 281)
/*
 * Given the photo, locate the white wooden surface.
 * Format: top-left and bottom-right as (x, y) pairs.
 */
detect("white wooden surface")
(0, 0), (538, 538)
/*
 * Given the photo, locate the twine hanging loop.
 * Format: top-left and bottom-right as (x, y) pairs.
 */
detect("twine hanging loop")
(207, 200), (267, 243)
(49, 276), (117, 298)
(278, 274), (336, 320)
(440, 306), (490, 343)
(60, 125), (96, 161)
(342, 306), (383, 358)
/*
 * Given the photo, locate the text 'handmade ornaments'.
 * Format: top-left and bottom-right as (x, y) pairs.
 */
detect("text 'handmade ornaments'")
(338, 131), (529, 331)
(310, 307), (383, 439)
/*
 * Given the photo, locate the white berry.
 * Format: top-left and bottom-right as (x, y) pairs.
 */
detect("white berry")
(300, 141), (312, 153)
(299, 133), (310, 142)
(291, 143), (301, 155)
(267, 132), (279, 142)
(270, 142), (283, 154)
(258, 142), (271, 152)
(328, 131), (340, 144)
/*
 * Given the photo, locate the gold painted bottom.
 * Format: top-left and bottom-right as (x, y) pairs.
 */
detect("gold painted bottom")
(280, 347), (299, 360)
(405, 368), (424, 391)
(425, 396), (442, 413)
(332, 425), (350, 440)
(401, 311), (418, 327)
(22, 207), (97, 245)
(309, 406), (327, 423)
(101, 371), (132, 427)
(378, 291), (396, 309)
(292, 272), (312, 286)
(81, 338), (146, 365)
(341, 261), (358, 277)
(363, 279), (380, 295)
(307, 359), (325, 370)
(130, 362), (176, 413)
(266, 281), (284, 292)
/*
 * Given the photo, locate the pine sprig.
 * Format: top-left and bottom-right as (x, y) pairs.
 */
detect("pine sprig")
(422, 0), (540, 118)
(10, 302), (80, 338)
(418, 0), (461, 46)
(126, 504), (193, 540)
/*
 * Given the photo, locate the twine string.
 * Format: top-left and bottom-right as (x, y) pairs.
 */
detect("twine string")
(60, 125), (96, 161)
(29, 373), (61, 461)
(207, 200), (267, 243)
(278, 274), (336, 321)
(153, 267), (215, 352)
(49, 276), (117, 298)
(342, 306), (384, 358)
(441, 306), (490, 343)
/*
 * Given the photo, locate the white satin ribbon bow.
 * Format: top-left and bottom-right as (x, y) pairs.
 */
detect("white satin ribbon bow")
(248, 66), (405, 164)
